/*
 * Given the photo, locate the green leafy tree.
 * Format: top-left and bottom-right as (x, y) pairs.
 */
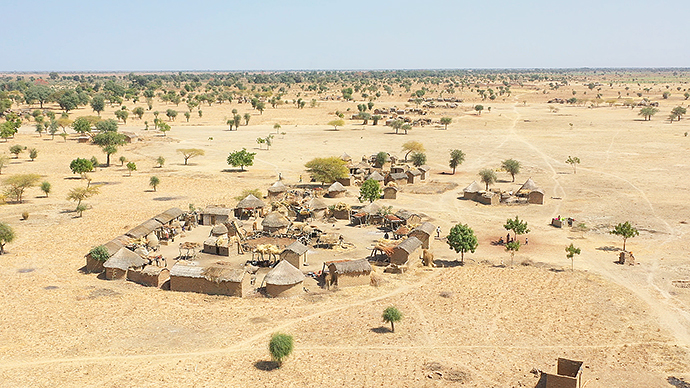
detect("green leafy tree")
(410, 152), (427, 167)
(114, 109), (129, 124)
(273, 123), (281, 133)
(268, 332), (294, 367)
(48, 120), (59, 139)
(501, 159), (520, 182)
(243, 112), (251, 125)
(328, 119), (345, 130)
(341, 87), (353, 100)
(28, 148), (38, 161)
(663, 91), (671, 99)
(95, 118), (118, 132)
(92, 131), (126, 166)
(166, 109), (177, 121)
(371, 115), (382, 125)
(9, 145), (24, 159)
(505, 240), (520, 267)
(359, 179), (381, 203)
(70, 158), (94, 178)
(66, 185), (100, 211)
(132, 107), (145, 119)
(304, 157), (348, 185)
(478, 168), (497, 190)
(390, 119), (404, 134)
(440, 117), (452, 129)
(149, 176), (160, 191)
(156, 156), (165, 168)
(227, 148), (256, 171)
(40, 181), (51, 197)
(638, 106), (658, 121)
(89, 245), (109, 262)
(233, 114), (242, 129)
(184, 111), (191, 122)
(382, 306), (403, 332)
(449, 149), (465, 174)
(609, 221), (639, 251)
(504, 216), (530, 241)
(669, 106), (687, 123)
(565, 156), (580, 174)
(72, 117), (92, 134)
(177, 148), (205, 165)
(3, 174), (41, 202)
(158, 121), (171, 136)
(0, 222), (15, 254)
(565, 243), (581, 270)
(90, 94), (106, 116)
(119, 155), (127, 166)
(446, 223), (478, 262)
(126, 161), (136, 176)
(374, 151), (389, 168)
(474, 105), (484, 115)
(25, 85), (52, 108)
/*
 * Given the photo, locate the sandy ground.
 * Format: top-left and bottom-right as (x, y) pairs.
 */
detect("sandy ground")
(0, 79), (689, 387)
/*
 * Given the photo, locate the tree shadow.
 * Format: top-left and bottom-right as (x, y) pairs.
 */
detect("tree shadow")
(433, 260), (465, 268)
(596, 246), (620, 252)
(254, 360), (279, 371)
(371, 326), (391, 334)
(221, 168), (248, 173)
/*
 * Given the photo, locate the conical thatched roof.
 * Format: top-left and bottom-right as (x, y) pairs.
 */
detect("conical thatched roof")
(282, 241), (308, 255)
(518, 177), (540, 192)
(463, 181), (482, 193)
(367, 171), (385, 181)
(340, 152), (352, 162)
(308, 197), (327, 210)
(264, 260), (305, 286)
(328, 181), (346, 193)
(104, 247), (146, 270)
(262, 212), (291, 228)
(267, 181), (288, 194)
(236, 194), (265, 209)
(211, 224), (229, 235)
(361, 201), (382, 215)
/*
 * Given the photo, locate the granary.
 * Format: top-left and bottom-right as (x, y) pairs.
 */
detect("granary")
(383, 185), (398, 199)
(539, 358), (583, 388)
(395, 209), (422, 226)
(390, 236), (422, 265)
(385, 172), (408, 186)
(85, 235), (131, 273)
(267, 181), (288, 200)
(463, 181), (483, 200)
(200, 207), (234, 226)
(210, 223), (228, 237)
(406, 168), (422, 184)
(262, 212), (291, 234)
(418, 165), (430, 180)
(327, 181), (347, 198)
(517, 177), (544, 205)
(126, 266), (170, 288)
(325, 259), (372, 288)
(103, 247), (147, 280)
(263, 260), (305, 297)
(280, 241), (309, 269)
(170, 261), (249, 297)
(235, 194), (265, 219)
(203, 235), (230, 256)
(409, 222), (435, 249)
(477, 191), (500, 205)
(153, 207), (184, 226)
(390, 165), (406, 174)
(366, 170), (385, 183)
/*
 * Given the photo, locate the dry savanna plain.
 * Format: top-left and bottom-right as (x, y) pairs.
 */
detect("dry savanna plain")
(0, 70), (690, 387)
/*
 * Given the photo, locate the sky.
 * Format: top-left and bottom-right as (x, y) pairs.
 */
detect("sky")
(1, 0), (688, 71)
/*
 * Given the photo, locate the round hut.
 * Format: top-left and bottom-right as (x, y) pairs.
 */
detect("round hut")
(235, 194), (266, 219)
(262, 212), (291, 234)
(463, 180), (483, 200)
(307, 197), (328, 219)
(327, 181), (347, 198)
(267, 181), (288, 201)
(210, 224), (228, 236)
(264, 260), (305, 297)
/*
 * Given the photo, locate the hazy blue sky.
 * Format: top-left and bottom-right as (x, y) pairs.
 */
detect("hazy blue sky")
(2, 0), (688, 71)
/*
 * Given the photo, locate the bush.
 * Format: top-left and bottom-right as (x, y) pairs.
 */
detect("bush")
(21, 211), (29, 220)
(268, 332), (294, 367)
(89, 245), (109, 262)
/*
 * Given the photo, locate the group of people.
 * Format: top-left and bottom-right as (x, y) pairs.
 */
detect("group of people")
(498, 234), (528, 245)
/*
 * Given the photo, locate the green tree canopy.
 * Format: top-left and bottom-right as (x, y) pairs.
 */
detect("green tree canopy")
(126, 161), (137, 176)
(565, 156), (580, 174)
(268, 332), (294, 367)
(474, 105), (484, 115)
(504, 215), (530, 240)
(505, 240), (520, 266)
(66, 185), (100, 211)
(114, 109), (129, 124)
(327, 119), (345, 130)
(440, 117), (452, 129)
(449, 149), (465, 174)
(70, 158), (94, 177)
(90, 94), (106, 116)
(3, 173), (41, 203)
(304, 157), (348, 184)
(40, 181), (51, 197)
(227, 148), (256, 171)
(9, 145), (24, 159)
(177, 148), (205, 165)
(382, 306), (403, 332)
(72, 117), (91, 134)
(149, 176), (160, 191)
(638, 106), (658, 121)
(446, 223), (478, 262)
(0, 222), (15, 254)
(89, 245), (109, 262)
(359, 179), (381, 203)
(410, 152), (427, 167)
(92, 131), (125, 166)
(478, 168), (496, 190)
(501, 159), (521, 182)
(609, 221), (639, 251)
(95, 118), (118, 132)
(565, 243), (581, 270)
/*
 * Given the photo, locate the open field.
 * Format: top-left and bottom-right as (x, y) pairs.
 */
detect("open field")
(0, 70), (689, 387)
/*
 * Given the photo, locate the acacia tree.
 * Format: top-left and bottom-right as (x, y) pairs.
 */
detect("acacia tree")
(227, 148), (256, 171)
(474, 105), (484, 115)
(66, 185), (100, 212)
(304, 157), (348, 184)
(126, 162), (136, 176)
(504, 215), (530, 241)
(565, 243), (581, 270)
(440, 117), (452, 129)
(359, 179), (381, 203)
(132, 107), (145, 119)
(501, 159), (521, 182)
(92, 131), (125, 166)
(268, 332), (294, 367)
(609, 221), (639, 251)
(505, 240), (520, 267)
(446, 223), (478, 263)
(449, 149), (465, 174)
(114, 109), (129, 124)
(478, 168), (497, 190)
(327, 119), (345, 130)
(565, 156), (580, 174)
(3, 174), (40, 203)
(177, 148), (205, 165)
(669, 106), (687, 123)
(382, 306), (403, 332)
(0, 222), (15, 254)
(390, 119), (404, 134)
(638, 106), (658, 121)
(410, 152), (426, 167)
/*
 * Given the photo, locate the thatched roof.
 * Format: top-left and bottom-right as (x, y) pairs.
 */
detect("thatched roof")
(282, 241), (308, 255)
(367, 171), (385, 181)
(103, 247), (146, 270)
(328, 181), (346, 193)
(170, 262), (245, 283)
(383, 186), (398, 192)
(267, 181), (288, 194)
(201, 207), (234, 216)
(236, 194), (265, 209)
(262, 212), (290, 228)
(411, 222), (435, 236)
(211, 224), (229, 235)
(102, 235), (130, 257)
(340, 152), (352, 162)
(463, 181), (483, 193)
(126, 218), (163, 239)
(264, 260), (305, 286)
(388, 172), (408, 181)
(395, 236), (422, 254)
(140, 266), (169, 276)
(327, 259), (372, 274)
(518, 178), (540, 192)
(361, 202), (382, 215)
(395, 209), (418, 220)
(153, 207), (184, 224)
(308, 197), (327, 211)
(406, 169), (422, 176)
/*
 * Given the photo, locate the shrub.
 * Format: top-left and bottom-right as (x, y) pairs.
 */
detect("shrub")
(268, 332), (294, 367)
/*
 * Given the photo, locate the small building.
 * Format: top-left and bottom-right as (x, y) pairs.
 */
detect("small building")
(103, 247), (147, 280)
(383, 185), (398, 199)
(418, 165), (430, 180)
(125, 218), (163, 240)
(339, 152), (352, 163)
(267, 181), (288, 200)
(529, 189), (544, 205)
(85, 235), (130, 273)
(406, 168), (422, 184)
(210, 224), (229, 237)
(235, 194), (266, 219)
(463, 181), (483, 200)
(153, 207), (185, 226)
(280, 241), (309, 269)
(477, 191), (500, 205)
(326, 259), (372, 288)
(327, 181), (347, 198)
(366, 171), (385, 183)
(307, 197), (328, 219)
(336, 175), (354, 187)
(390, 165), (406, 174)
(262, 212), (291, 234)
(170, 262), (249, 297)
(390, 236), (422, 265)
(200, 207), (234, 226)
(127, 266), (170, 288)
(385, 172), (408, 186)
(395, 210), (422, 226)
(203, 236), (230, 256)
(540, 358), (583, 388)
(264, 260), (305, 297)
(409, 222), (435, 249)
(120, 131), (139, 143)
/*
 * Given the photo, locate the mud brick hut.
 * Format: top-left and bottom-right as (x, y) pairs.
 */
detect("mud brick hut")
(85, 235), (130, 273)
(127, 266), (170, 288)
(267, 181), (288, 201)
(383, 185), (398, 199)
(538, 358), (583, 388)
(170, 262), (249, 297)
(390, 236), (422, 265)
(325, 259), (372, 288)
(235, 194), (266, 219)
(280, 241), (309, 269)
(463, 181), (483, 200)
(408, 222), (435, 249)
(103, 247), (147, 280)
(263, 260), (305, 297)
(418, 165), (430, 180)
(262, 212), (291, 234)
(200, 207), (234, 226)
(327, 181), (347, 198)
(517, 177), (544, 205)
(406, 168), (422, 184)
(385, 172), (408, 186)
